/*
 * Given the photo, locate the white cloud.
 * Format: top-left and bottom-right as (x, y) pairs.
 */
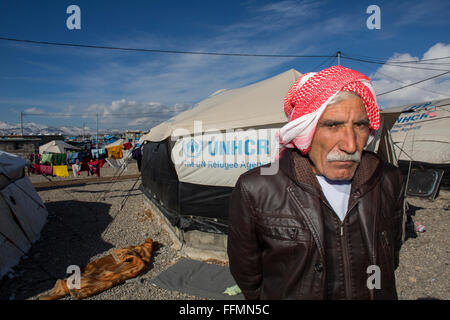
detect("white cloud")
(24, 107), (45, 114)
(371, 43), (450, 108)
(83, 99), (192, 131)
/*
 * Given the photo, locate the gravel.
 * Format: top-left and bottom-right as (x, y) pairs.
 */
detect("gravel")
(395, 189), (450, 300)
(0, 162), (448, 300)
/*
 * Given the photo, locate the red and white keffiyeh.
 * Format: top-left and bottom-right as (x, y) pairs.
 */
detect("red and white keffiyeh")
(277, 65), (380, 155)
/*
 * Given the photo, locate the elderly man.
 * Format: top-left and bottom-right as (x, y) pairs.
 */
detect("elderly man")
(227, 66), (405, 300)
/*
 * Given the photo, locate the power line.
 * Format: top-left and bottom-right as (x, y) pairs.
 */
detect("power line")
(341, 51), (450, 64)
(310, 54), (337, 71)
(378, 70), (450, 96)
(0, 37), (334, 59)
(341, 55), (450, 72)
(348, 57), (450, 97)
(22, 112), (175, 118)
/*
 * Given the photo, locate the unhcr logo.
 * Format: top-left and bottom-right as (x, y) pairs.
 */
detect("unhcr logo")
(171, 121), (280, 175)
(183, 138), (202, 158)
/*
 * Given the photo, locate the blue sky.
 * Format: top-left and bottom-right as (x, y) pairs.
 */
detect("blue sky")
(1, 0), (449, 132)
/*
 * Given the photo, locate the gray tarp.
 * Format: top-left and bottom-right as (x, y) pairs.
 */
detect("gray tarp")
(151, 258), (244, 300)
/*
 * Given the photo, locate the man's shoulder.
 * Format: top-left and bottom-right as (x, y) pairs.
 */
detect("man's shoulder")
(235, 162), (288, 190)
(366, 151), (404, 189)
(363, 150), (401, 174)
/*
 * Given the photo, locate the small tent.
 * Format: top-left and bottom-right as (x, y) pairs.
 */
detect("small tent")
(139, 69), (397, 240)
(0, 151), (48, 278)
(39, 140), (81, 154)
(105, 139), (124, 149)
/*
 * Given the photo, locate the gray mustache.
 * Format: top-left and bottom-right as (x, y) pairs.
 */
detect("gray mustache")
(326, 151), (361, 162)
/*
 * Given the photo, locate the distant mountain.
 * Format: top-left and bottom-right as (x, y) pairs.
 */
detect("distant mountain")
(0, 121), (115, 136)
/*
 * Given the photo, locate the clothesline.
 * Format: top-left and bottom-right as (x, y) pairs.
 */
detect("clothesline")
(27, 141), (140, 179)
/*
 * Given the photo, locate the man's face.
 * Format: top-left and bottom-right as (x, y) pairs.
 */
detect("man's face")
(308, 96), (370, 181)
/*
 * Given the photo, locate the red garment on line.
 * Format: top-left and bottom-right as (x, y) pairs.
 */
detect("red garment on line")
(123, 142), (132, 150)
(39, 165), (53, 175)
(88, 159), (105, 177)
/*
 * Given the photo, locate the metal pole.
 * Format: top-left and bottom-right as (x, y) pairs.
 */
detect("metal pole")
(96, 113), (99, 150)
(337, 51), (341, 66)
(20, 111), (24, 136)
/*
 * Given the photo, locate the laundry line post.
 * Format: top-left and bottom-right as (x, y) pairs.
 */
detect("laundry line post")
(96, 113), (99, 150)
(20, 111), (24, 136)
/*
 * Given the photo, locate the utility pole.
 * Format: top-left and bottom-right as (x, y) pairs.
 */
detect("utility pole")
(96, 113), (99, 150)
(337, 51), (341, 66)
(20, 111), (24, 136)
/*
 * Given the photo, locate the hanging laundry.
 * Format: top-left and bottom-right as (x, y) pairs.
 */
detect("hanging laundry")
(78, 151), (90, 162)
(106, 145), (123, 159)
(81, 161), (91, 175)
(72, 164), (81, 177)
(41, 153), (53, 164)
(39, 165), (53, 176)
(88, 159), (105, 177)
(34, 153), (41, 164)
(132, 147), (142, 171)
(28, 163), (40, 174)
(91, 148), (107, 159)
(53, 153), (67, 165)
(66, 152), (79, 164)
(123, 142), (132, 150)
(53, 165), (69, 178)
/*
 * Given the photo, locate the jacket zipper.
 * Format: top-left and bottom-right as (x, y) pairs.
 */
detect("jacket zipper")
(340, 223), (352, 299)
(340, 199), (360, 300)
(321, 198), (356, 300)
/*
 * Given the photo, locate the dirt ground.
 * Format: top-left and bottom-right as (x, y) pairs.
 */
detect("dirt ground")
(0, 161), (448, 300)
(395, 189), (449, 300)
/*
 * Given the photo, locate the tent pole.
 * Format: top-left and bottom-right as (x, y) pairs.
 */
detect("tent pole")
(387, 129), (398, 166)
(384, 133), (391, 164)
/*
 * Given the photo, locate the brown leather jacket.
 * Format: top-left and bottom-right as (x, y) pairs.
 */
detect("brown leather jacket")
(227, 149), (405, 300)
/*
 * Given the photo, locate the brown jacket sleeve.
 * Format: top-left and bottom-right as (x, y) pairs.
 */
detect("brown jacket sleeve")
(227, 176), (262, 300)
(392, 167), (406, 270)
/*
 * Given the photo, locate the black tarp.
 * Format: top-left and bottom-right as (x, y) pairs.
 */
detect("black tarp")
(141, 141), (232, 234)
(398, 160), (449, 190)
(179, 182), (232, 220)
(141, 141), (179, 213)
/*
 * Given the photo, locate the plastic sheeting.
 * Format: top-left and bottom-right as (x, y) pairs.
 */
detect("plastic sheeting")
(0, 151), (26, 181)
(0, 175), (48, 278)
(151, 258), (244, 300)
(1, 176), (48, 243)
(141, 141), (231, 234)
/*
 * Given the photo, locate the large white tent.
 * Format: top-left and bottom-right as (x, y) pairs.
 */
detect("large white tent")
(141, 69), (303, 188)
(0, 151), (48, 278)
(381, 98), (450, 164)
(39, 140), (81, 154)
